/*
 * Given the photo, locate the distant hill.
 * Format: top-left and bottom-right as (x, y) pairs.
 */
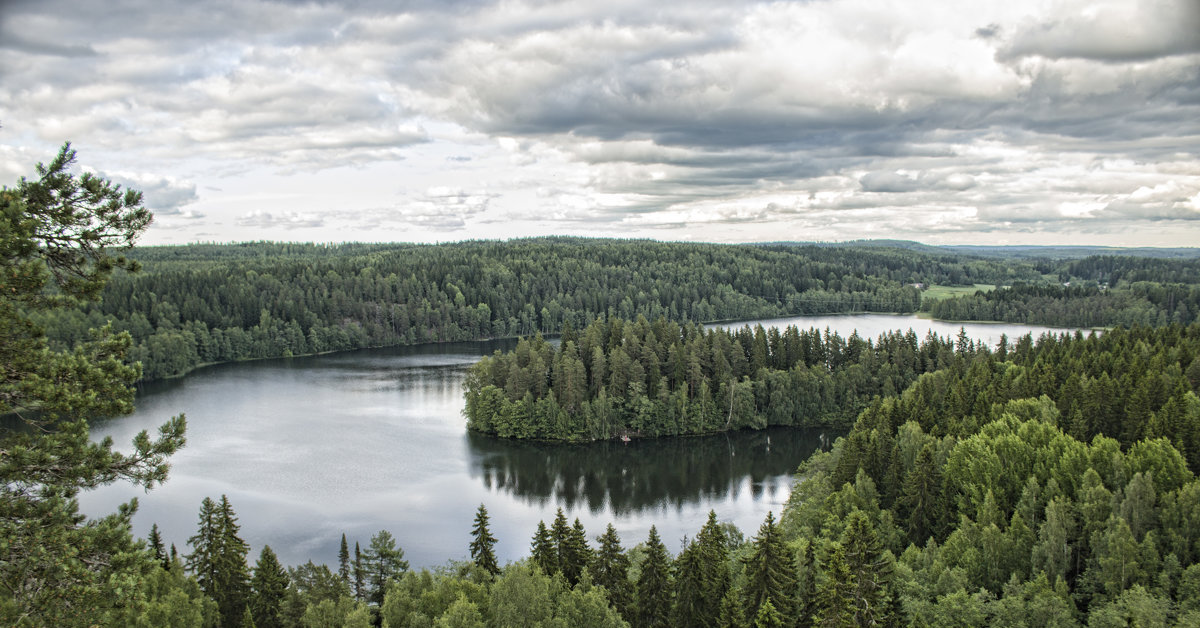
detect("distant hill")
(756, 240), (1200, 260)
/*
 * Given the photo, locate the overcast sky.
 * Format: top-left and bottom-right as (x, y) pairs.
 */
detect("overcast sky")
(2, 0), (1198, 246)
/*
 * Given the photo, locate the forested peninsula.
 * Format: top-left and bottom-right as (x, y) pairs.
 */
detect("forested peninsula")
(32, 239), (1200, 382)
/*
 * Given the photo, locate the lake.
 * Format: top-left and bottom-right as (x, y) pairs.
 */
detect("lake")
(79, 314), (1077, 569)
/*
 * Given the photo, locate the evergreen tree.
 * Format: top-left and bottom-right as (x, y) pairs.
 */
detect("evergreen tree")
(753, 597), (784, 628)
(795, 540), (818, 627)
(815, 543), (856, 627)
(469, 503), (500, 576)
(561, 517), (592, 586)
(0, 144), (186, 625)
(675, 511), (731, 628)
(636, 525), (673, 628)
(187, 495), (251, 627)
(353, 541), (366, 602)
(531, 520), (557, 575)
(365, 529), (409, 606)
(899, 443), (944, 544)
(250, 545), (289, 628)
(149, 523), (168, 570)
(841, 510), (894, 627)
(338, 533), (350, 584)
(592, 523), (632, 618)
(742, 512), (796, 621)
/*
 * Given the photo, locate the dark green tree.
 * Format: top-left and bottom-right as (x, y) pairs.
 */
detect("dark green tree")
(250, 545), (289, 628)
(470, 503), (500, 576)
(531, 520), (557, 576)
(561, 517), (592, 586)
(149, 523), (168, 570)
(636, 525), (673, 628)
(815, 543), (856, 628)
(353, 541), (365, 602)
(592, 523), (632, 618)
(0, 143), (186, 626)
(338, 533), (350, 584)
(899, 443), (944, 544)
(840, 510), (894, 627)
(187, 495), (250, 626)
(742, 512), (796, 621)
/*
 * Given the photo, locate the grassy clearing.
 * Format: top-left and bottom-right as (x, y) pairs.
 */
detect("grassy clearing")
(921, 283), (995, 305)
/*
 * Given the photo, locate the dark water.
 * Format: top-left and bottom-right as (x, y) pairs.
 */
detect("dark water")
(78, 315), (1074, 568)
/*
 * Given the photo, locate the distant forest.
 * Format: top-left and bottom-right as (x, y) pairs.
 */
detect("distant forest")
(30, 239), (1200, 381)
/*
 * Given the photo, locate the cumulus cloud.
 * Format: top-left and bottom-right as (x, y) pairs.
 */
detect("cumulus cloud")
(238, 210), (325, 229)
(95, 170), (200, 216)
(0, 0), (1197, 245)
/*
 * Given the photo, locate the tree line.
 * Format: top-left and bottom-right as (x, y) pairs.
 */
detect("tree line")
(33, 238), (1062, 381)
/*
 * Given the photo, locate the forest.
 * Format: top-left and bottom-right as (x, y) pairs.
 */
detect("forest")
(25, 238), (1200, 383)
(6, 146), (1200, 627)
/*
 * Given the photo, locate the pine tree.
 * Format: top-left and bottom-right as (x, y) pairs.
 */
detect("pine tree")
(0, 144), (186, 625)
(742, 512), (796, 621)
(550, 508), (571, 575)
(364, 530), (409, 606)
(636, 525), (673, 628)
(338, 533), (350, 584)
(592, 524), (632, 618)
(531, 520), (557, 575)
(470, 503), (500, 575)
(250, 545), (289, 628)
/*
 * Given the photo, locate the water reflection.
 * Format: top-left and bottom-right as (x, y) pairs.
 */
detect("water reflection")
(466, 427), (825, 515)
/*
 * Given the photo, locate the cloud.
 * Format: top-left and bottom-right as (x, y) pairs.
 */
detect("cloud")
(998, 0), (1200, 62)
(238, 210), (325, 229)
(0, 0), (1197, 246)
(95, 169), (200, 216)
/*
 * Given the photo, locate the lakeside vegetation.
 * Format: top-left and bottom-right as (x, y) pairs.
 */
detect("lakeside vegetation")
(6, 146), (1200, 626)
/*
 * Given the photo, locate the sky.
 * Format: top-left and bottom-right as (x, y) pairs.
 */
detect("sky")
(1, 0), (1198, 247)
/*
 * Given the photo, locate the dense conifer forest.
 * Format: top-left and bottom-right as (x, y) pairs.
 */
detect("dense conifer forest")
(27, 239), (1200, 383)
(7, 149), (1200, 626)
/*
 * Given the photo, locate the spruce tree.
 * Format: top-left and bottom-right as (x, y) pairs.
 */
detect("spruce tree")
(753, 597), (784, 628)
(550, 508), (571, 575)
(815, 543), (856, 627)
(841, 510), (894, 627)
(561, 518), (593, 586)
(636, 525), (673, 628)
(742, 512), (796, 621)
(470, 503), (500, 576)
(338, 533), (350, 584)
(531, 520), (557, 575)
(187, 495), (251, 627)
(899, 443), (945, 544)
(353, 541), (366, 602)
(250, 545), (289, 628)
(149, 523), (168, 570)
(593, 524), (632, 618)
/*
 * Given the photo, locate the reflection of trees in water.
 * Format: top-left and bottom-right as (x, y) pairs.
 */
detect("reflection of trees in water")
(466, 427), (832, 515)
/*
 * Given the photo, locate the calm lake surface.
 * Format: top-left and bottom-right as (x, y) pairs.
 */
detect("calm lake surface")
(80, 314), (1077, 568)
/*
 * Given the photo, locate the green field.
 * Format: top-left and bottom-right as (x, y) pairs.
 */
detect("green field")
(920, 283), (995, 305)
